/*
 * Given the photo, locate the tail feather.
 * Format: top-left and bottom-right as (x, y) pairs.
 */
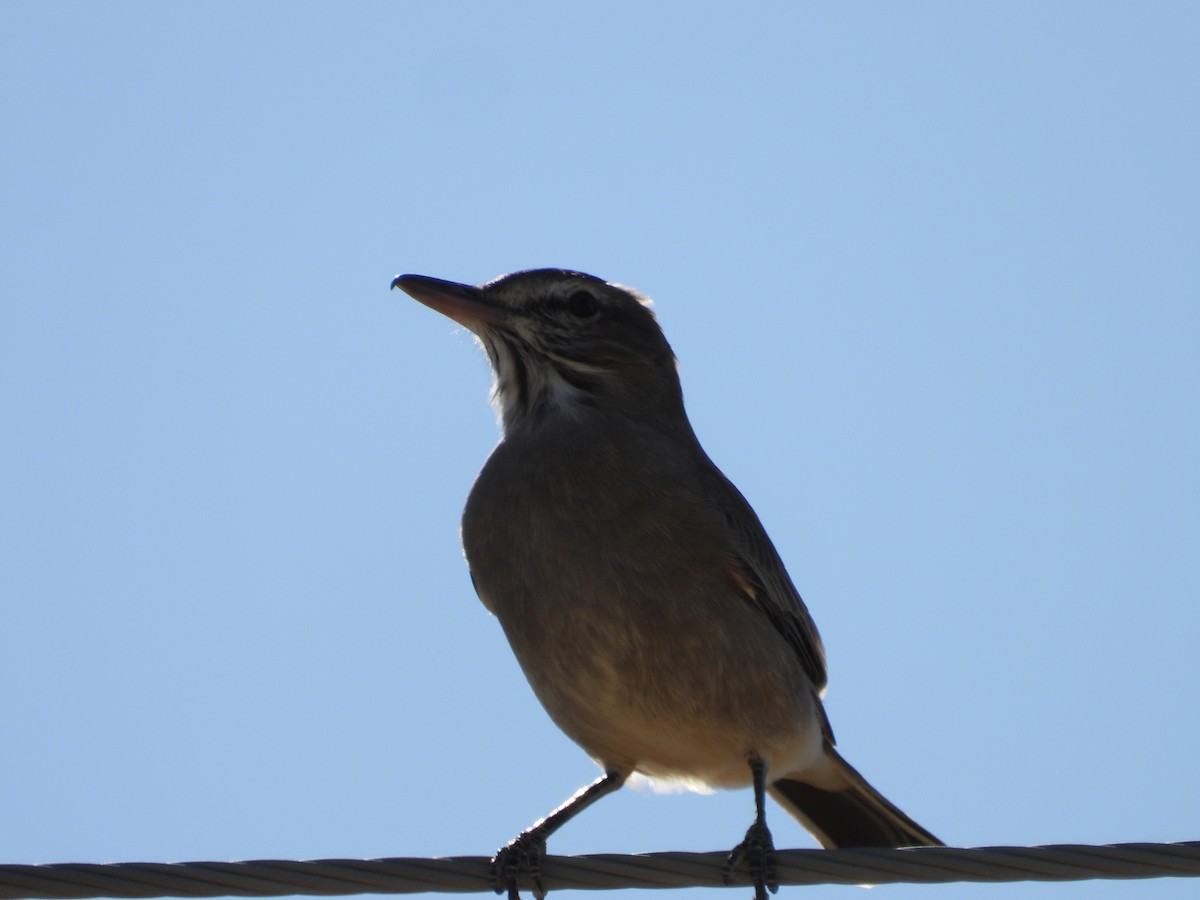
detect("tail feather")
(769, 748), (942, 848)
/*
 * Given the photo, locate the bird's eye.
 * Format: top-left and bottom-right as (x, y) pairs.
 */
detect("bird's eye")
(565, 291), (599, 319)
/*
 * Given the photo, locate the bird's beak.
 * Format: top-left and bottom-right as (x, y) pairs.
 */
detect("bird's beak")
(391, 274), (508, 331)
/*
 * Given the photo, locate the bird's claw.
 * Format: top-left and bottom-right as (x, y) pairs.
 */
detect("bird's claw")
(723, 821), (779, 900)
(490, 829), (548, 900)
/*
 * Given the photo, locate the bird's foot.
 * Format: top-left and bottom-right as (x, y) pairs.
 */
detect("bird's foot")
(724, 821), (779, 900)
(490, 828), (548, 900)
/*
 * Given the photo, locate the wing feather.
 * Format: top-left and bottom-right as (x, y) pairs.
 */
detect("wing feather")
(700, 462), (828, 695)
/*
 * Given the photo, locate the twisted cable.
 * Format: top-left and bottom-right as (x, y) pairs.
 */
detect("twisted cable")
(4, 843), (1200, 899)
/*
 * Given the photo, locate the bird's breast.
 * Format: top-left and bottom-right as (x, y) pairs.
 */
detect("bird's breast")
(459, 422), (820, 780)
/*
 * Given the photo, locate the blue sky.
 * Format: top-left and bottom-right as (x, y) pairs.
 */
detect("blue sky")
(3, 4), (1199, 900)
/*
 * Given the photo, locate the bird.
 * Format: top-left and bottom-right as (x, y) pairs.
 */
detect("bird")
(391, 268), (941, 900)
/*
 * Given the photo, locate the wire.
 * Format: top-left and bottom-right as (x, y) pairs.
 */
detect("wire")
(3, 842), (1200, 899)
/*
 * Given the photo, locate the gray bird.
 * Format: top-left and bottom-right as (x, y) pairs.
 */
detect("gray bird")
(392, 269), (941, 900)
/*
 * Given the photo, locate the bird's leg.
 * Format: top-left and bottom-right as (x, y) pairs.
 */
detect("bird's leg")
(724, 757), (778, 900)
(491, 770), (627, 900)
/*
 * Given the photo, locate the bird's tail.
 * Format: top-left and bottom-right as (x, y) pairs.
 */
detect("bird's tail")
(769, 746), (942, 848)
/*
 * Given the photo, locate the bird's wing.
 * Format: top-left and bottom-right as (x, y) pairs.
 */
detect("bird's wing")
(700, 461), (829, 695)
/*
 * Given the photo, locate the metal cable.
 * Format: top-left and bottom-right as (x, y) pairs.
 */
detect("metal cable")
(3, 843), (1199, 899)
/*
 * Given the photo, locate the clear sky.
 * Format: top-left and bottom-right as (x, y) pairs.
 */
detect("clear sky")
(3, 4), (1199, 900)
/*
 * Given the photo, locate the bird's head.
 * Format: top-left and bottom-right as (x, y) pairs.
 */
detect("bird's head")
(392, 269), (684, 433)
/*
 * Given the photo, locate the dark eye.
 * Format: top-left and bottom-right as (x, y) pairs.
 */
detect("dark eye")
(566, 291), (599, 318)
